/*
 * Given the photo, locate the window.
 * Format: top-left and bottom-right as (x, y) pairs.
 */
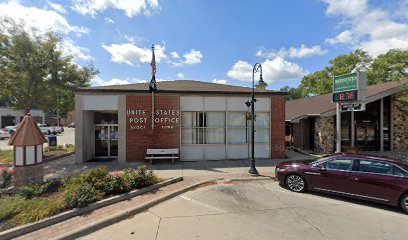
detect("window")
(227, 112), (269, 144)
(358, 160), (408, 176)
(182, 112), (225, 144)
(393, 167), (408, 177)
(327, 159), (353, 171)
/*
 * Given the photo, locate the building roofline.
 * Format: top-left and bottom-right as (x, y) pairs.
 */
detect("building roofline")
(74, 88), (287, 96)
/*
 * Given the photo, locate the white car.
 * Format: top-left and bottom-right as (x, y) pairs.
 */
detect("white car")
(0, 129), (11, 139)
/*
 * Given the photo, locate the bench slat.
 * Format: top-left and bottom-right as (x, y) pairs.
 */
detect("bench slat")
(147, 148), (179, 154)
(145, 157), (179, 159)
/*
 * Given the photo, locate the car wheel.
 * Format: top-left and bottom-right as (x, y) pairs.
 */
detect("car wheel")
(400, 194), (408, 214)
(285, 174), (307, 192)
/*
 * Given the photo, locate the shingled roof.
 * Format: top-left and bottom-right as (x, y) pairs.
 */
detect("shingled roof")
(76, 80), (286, 95)
(286, 80), (407, 122)
(8, 114), (47, 146)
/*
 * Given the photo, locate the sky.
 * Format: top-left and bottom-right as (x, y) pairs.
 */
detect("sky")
(0, 0), (407, 90)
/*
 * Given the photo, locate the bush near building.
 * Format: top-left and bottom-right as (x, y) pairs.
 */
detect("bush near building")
(0, 166), (162, 231)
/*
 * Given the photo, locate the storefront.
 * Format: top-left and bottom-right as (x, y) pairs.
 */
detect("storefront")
(285, 80), (408, 153)
(74, 80), (286, 163)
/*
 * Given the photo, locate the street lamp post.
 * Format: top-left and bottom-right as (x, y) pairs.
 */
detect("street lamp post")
(246, 63), (268, 175)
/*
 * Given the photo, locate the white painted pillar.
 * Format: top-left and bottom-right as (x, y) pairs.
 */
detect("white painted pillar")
(351, 111), (355, 148)
(336, 103), (342, 153)
(380, 98), (384, 152)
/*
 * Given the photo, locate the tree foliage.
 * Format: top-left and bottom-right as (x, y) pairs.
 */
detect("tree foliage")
(0, 19), (99, 114)
(367, 49), (408, 85)
(299, 49), (372, 96)
(279, 86), (303, 100)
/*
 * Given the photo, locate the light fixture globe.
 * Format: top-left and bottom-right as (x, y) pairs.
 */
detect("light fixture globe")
(255, 75), (268, 90)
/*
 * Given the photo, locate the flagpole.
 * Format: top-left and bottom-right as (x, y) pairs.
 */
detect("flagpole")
(150, 44), (157, 130)
(152, 90), (155, 129)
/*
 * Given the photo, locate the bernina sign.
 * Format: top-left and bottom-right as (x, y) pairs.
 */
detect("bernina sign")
(333, 72), (366, 102)
(127, 109), (180, 130)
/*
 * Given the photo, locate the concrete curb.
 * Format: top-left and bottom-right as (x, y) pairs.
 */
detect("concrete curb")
(54, 176), (274, 240)
(0, 177), (183, 240)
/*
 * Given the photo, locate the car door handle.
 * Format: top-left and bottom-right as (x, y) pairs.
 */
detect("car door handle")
(353, 177), (359, 181)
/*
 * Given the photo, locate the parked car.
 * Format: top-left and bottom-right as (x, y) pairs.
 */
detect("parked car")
(3, 125), (18, 135)
(275, 154), (408, 213)
(0, 129), (10, 139)
(37, 124), (63, 135)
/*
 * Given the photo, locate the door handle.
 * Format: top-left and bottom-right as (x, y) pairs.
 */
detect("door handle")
(353, 177), (359, 181)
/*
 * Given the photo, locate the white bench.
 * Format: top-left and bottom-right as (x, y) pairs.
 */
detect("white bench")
(145, 148), (179, 164)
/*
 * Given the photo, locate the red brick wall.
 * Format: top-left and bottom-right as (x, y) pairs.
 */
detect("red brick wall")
(270, 96), (286, 159)
(126, 95), (180, 162)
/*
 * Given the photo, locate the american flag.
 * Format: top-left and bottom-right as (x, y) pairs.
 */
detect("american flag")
(149, 44), (157, 92)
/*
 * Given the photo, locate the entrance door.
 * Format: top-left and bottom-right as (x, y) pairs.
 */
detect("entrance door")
(355, 123), (378, 151)
(95, 125), (118, 158)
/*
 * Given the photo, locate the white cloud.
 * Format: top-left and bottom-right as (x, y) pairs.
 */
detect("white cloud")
(227, 57), (306, 85)
(102, 43), (166, 65)
(171, 51), (180, 59)
(170, 49), (203, 66)
(72, 0), (160, 18)
(0, 0), (88, 35)
(176, 73), (184, 78)
(326, 30), (353, 45)
(256, 44), (327, 59)
(48, 1), (66, 14)
(213, 79), (227, 84)
(183, 49), (203, 65)
(60, 39), (94, 62)
(91, 77), (147, 86)
(322, 0), (408, 56)
(104, 17), (115, 24)
(322, 0), (367, 18)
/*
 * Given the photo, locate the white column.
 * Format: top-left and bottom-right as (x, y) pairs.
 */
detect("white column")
(380, 98), (384, 152)
(351, 111), (355, 148)
(336, 103), (341, 153)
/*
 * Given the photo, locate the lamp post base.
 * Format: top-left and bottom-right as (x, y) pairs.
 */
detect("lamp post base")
(248, 160), (259, 175)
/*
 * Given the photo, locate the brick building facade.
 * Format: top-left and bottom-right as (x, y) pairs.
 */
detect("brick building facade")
(75, 80), (286, 163)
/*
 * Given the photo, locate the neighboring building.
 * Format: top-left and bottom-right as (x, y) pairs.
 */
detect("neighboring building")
(286, 80), (408, 153)
(0, 107), (45, 128)
(74, 80), (286, 163)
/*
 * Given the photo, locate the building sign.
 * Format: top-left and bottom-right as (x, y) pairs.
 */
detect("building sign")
(126, 109), (180, 130)
(341, 102), (366, 111)
(333, 72), (366, 102)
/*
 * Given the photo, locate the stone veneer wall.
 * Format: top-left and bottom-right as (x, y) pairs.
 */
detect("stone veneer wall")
(314, 116), (334, 153)
(393, 94), (408, 151)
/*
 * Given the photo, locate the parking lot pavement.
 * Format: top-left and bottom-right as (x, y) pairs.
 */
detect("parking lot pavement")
(0, 127), (75, 151)
(81, 181), (408, 240)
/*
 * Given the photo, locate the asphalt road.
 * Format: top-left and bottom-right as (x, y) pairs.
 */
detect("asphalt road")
(80, 180), (408, 240)
(0, 127), (75, 150)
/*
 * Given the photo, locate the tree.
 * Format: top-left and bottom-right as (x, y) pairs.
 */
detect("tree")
(0, 19), (98, 114)
(279, 86), (303, 100)
(299, 49), (372, 96)
(367, 49), (408, 85)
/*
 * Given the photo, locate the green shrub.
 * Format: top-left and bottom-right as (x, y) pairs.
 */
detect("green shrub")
(101, 173), (132, 195)
(18, 181), (60, 199)
(65, 144), (75, 152)
(0, 196), (29, 221)
(12, 194), (66, 224)
(0, 170), (13, 189)
(77, 166), (109, 186)
(64, 182), (103, 208)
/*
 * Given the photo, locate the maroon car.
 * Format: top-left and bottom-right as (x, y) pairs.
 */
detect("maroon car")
(275, 154), (408, 213)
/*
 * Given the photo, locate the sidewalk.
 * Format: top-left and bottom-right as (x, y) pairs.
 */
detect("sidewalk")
(44, 150), (317, 180)
(7, 150), (317, 239)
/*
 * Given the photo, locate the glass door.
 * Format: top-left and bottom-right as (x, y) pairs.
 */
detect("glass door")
(95, 125), (118, 158)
